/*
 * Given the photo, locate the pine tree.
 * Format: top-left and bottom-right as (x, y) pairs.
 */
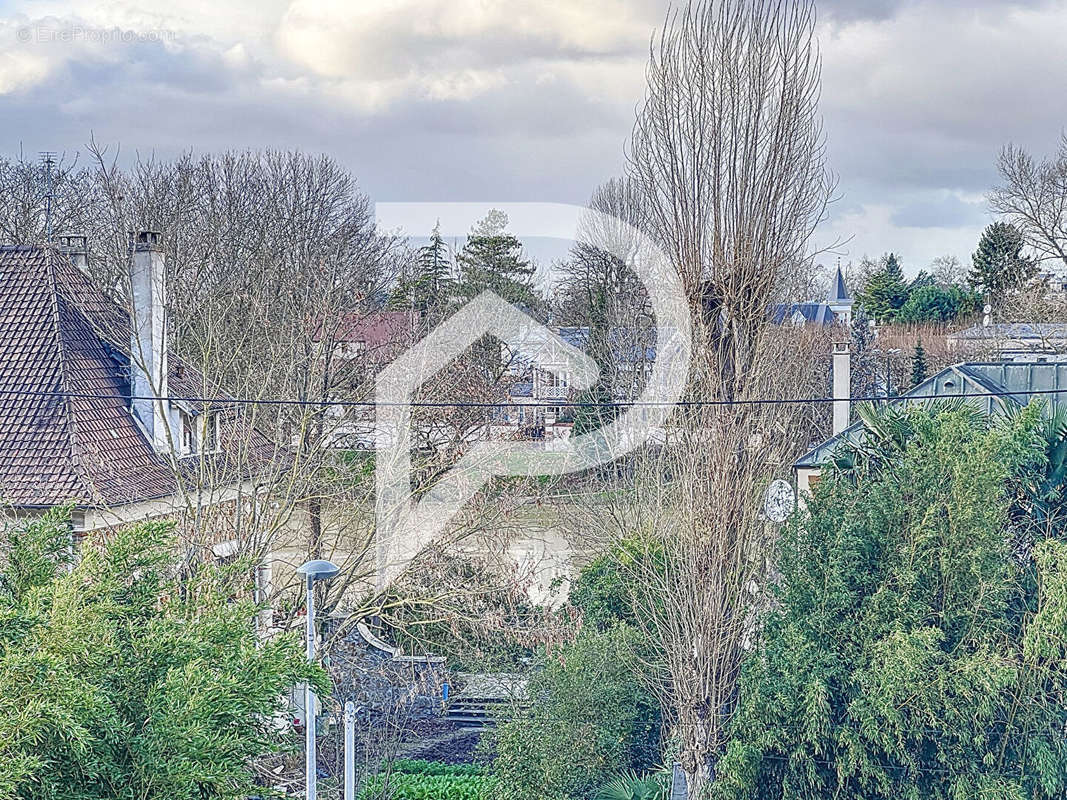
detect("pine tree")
(455, 210), (541, 313)
(857, 253), (909, 323)
(910, 339), (928, 387)
(884, 251), (904, 284)
(389, 223), (453, 319)
(968, 222), (1036, 300)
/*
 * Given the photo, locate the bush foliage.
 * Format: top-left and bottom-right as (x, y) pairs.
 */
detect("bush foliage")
(490, 627), (661, 800)
(0, 510), (325, 800)
(715, 405), (1067, 800)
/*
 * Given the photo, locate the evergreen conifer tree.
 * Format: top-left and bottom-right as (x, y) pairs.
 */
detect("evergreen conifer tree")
(455, 210), (540, 313)
(910, 339), (928, 387)
(968, 222), (1036, 300)
(857, 253), (909, 323)
(389, 223), (453, 320)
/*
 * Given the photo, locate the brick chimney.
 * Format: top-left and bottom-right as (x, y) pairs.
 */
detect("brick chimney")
(128, 231), (174, 453)
(58, 234), (88, 272)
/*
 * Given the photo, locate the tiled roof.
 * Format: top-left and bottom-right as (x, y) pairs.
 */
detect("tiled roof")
(0, 245), (279, 509)
(770, 302), (832, 325)
(331, 310), (418, 350)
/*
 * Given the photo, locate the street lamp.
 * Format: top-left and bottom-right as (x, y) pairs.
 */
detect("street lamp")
(884, 348), (902, 403)
(296, 559), (340, 800)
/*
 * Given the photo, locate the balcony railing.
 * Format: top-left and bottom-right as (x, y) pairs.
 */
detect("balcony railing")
(538, 384), (569, 400)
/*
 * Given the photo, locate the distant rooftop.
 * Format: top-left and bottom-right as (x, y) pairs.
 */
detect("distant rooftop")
(796, 360), (1067, 468)
(950, 322), (1067, 341)
(770, 264), (852, 327)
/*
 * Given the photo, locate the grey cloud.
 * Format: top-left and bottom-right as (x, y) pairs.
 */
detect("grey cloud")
(890, 193), (987, 229)
(818, 0), (1052, 22)
(0, 0), (1064, 274)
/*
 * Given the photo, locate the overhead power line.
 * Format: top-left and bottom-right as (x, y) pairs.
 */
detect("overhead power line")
(0, 385), (1064, 410)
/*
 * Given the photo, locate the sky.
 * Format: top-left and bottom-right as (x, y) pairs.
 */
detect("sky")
(1, 0), (1066, 278)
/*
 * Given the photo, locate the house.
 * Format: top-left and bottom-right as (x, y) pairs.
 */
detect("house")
(1036, 270), (1067, 296)
(503, 326), (588, 430)
(770, 265), (854, 328)
(502, 325), (656, 433)
(794, 360), (1067, 494)
(0, 232), (280, 537)
(329, 310), (419, 366)
(320, 310), (419, 449)
(948, 323), (1067, 362)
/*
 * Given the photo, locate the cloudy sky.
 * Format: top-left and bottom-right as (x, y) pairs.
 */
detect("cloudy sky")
(1, 0), (1066, 276)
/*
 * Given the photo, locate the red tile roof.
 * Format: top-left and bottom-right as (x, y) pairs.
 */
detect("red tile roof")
(0, 245), (279, 509)
(331, 311), (417, 350)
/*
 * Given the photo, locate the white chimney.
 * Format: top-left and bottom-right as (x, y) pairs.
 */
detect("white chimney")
(832, 340), (851, 435)
(58, 234), (88, 272)
(129, 231), (173, 453)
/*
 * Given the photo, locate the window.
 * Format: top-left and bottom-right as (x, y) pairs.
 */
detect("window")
(203, 413), (220, 453)
(180, 411), (196, 456)
(179, 410), (220, 456)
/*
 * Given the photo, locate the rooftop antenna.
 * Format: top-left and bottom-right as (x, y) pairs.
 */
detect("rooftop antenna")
(40, 151), (56, 244)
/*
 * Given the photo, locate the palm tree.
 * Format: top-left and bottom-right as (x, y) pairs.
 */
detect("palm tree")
(595, 770), (669, 800)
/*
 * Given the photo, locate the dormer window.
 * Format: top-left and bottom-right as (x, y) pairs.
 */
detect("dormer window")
(178, 410), (221, 456)
(203, 412), (221, 453)
(181, 411), (197, 456)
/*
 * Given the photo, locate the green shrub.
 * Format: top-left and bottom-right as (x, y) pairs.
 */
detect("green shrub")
(489, 627), (661, 800)
(570, 537), (665, 632)
(0, 511), (326, 800)
(391, 759), (485, 777)
(896, 284), (979, 323)
(569, 553), (634, 631)
(358, 772), (496, 799)
(716, 406), (1067, 799)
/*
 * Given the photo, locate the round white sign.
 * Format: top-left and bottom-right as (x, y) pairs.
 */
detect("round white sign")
(763, 478), (796, 523)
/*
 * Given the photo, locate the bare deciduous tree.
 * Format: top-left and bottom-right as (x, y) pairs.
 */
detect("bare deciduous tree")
(991, 135), (1067, 268)
(930, 254), (966, 287)
(0, 145), (562, 644)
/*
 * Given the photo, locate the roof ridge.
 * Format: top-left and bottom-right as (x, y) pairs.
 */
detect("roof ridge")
(42, 248), (95, 502)
(955, 363), (1014, 397)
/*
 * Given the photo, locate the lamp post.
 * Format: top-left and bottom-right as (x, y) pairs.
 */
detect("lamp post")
(884, 348), (901, 403)
(296, 559), (340, 800)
